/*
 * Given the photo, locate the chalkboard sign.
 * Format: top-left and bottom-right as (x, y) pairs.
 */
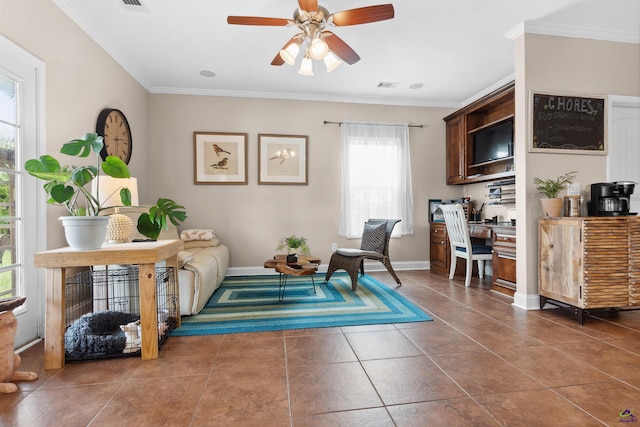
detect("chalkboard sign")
(531, 92), (606, 155)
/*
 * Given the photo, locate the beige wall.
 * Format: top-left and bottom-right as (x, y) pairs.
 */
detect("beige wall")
(514, 34), (640, 308)
(149, 95), (458, 269)
(1, 0), (150, 249)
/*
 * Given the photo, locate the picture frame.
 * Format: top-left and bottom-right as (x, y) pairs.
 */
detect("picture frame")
(193, 132), (248, 184)
(258, 134), (308, 185)
(529, 91), (607, 155)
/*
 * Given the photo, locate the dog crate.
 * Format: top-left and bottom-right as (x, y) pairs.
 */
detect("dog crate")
(64, 266), (177, 361)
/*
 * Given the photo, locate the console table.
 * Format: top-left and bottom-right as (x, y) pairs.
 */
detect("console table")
(34, 239), (183, 369)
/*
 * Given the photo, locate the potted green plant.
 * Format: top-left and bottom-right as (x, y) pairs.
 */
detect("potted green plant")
(533, 171), (577, 217)
(25, 133), (186, 248)
(277, 235), (310, 257)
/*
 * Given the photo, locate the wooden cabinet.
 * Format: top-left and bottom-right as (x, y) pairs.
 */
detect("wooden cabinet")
(430, 222), (450, 274)
(445, 114), (466, 184)
(492, 226), (516, 296)
(538, 217), (640, 323)
(443, 82), (515, 185)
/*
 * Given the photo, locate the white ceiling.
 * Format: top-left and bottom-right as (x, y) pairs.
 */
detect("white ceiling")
(53, 0), (640, 107)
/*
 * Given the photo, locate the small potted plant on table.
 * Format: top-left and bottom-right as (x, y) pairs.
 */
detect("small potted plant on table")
(533, 171), (577, 217)
(277, 235), (310, 263)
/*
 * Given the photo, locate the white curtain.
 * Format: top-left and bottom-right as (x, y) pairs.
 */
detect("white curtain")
(339, 122), (414, 238)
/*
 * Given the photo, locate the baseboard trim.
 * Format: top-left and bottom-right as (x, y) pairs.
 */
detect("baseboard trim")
(227, 260), (430, 277)
(513, 291), (541, 310)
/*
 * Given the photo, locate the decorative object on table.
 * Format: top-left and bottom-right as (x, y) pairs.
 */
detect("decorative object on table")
(24, 133), (132, 250)
(530, 92), (606, 154)
(93, 176), (139, 243)
(172, 273), (431, 336)
(193, 132), (248, 184)
(0, 296), (38, 393)
(227, 3), (394, 75)
(25, 132), (187, 249)
(533, 170), (577, 217)
(258, 134), (308, 185)
(439, 204), (493, 288)
(96, 108), (133, 164)
(325, 219), (401, 291)
(277, 235), (310, 262)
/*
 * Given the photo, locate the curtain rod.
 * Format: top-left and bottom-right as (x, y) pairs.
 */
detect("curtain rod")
(323, 120), (423, 128)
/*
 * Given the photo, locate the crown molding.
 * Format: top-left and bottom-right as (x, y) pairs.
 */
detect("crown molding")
(506, 21), (640, 44)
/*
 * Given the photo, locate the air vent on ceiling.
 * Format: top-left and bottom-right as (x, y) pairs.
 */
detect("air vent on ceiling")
(120, 0), (149, 12)
(377, 82), (399, 89)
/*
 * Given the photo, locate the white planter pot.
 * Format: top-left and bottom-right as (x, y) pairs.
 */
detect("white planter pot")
(59, 216), (109, 250)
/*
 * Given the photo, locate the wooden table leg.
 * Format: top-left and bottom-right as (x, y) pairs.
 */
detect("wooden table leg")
(44, 267), (65, 370)
(139, 263), (159, 360)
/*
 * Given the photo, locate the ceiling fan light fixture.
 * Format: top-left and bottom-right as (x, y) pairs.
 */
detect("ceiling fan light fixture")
(298, 55), (314, 76)
(308, 38), (329, 60)
(324, 51), (341, 72)
(280, 42), (300, 66)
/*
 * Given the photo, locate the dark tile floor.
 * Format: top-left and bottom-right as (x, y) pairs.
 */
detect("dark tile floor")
(2, 270), (640, 426)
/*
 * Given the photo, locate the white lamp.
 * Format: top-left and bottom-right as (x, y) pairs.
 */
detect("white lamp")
(91, 177), (139, 243)
(323, 51), (342, 72)
(308, 38), (329, 60)
(298, 55), (314, 76)
(92, 177), (139, 208)
(280, 40), (301, 66)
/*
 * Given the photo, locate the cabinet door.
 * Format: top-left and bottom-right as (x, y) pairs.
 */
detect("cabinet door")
(538, 221), (583, 306)
(445, 114), (465, 184)
(430, 223), (449, 273)
(492, 228), (516, 296)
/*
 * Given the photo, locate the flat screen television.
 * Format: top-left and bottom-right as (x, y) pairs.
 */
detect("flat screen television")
(472, 120), (513, 165)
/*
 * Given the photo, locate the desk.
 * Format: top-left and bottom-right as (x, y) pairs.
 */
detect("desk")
(429, 222), (516, 296)
(34, 239), (183, 369)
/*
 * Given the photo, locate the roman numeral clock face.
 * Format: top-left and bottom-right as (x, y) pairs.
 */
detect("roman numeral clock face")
(96, 108), (132, 164)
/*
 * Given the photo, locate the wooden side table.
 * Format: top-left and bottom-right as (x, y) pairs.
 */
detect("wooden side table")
(264, 255), (321, 302)
(34, 239), (183, 369)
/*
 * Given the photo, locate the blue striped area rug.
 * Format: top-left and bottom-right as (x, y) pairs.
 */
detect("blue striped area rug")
(171, 273), (432, 336)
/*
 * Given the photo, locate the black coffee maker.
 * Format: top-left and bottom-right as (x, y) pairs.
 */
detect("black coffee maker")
(588, 182), (635, 216)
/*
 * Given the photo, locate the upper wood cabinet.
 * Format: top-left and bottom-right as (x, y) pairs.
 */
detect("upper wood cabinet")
(444, 82), (515, 185)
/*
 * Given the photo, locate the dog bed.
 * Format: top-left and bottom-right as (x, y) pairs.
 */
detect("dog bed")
(65, 311), (140, 360)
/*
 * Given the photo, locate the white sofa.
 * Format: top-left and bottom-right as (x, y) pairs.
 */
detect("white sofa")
(103, 207), (229, 315)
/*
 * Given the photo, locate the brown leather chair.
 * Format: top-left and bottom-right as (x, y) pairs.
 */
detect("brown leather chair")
(324, 219), (401, 290)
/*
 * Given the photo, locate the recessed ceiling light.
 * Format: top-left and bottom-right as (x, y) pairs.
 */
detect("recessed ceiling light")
(409, 83), (423, 89)
(199, 70), (216, 78)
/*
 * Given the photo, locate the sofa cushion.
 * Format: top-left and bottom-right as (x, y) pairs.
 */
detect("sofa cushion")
(177, 250), (194, 269)
(181, 229), (215, 241)
(183, 238), (221, 249)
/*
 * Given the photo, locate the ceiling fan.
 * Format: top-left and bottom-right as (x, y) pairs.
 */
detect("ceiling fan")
(227, 0), (394, 75)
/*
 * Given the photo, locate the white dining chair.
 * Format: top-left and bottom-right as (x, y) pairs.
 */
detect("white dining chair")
(439, 203), (493, 287)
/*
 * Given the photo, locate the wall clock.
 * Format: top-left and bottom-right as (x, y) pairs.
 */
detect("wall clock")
(96, 108), (132, 164)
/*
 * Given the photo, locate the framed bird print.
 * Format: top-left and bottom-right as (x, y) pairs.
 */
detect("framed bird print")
(258, 134), (308, 185)
(193, 132), (248, 184)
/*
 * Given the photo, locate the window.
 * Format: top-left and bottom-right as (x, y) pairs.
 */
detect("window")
(1, 35), (45, 345)
(339, 122), (413, 238)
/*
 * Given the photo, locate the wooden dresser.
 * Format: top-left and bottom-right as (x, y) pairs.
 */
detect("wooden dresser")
(538, 217), (640, 323)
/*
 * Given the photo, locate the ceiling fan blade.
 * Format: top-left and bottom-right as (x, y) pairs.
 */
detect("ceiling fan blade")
(323, 31), (360, 65)
(227, 16), (290, 26)
(298, 0), (318, 12)
(331, 4), (395, 26)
